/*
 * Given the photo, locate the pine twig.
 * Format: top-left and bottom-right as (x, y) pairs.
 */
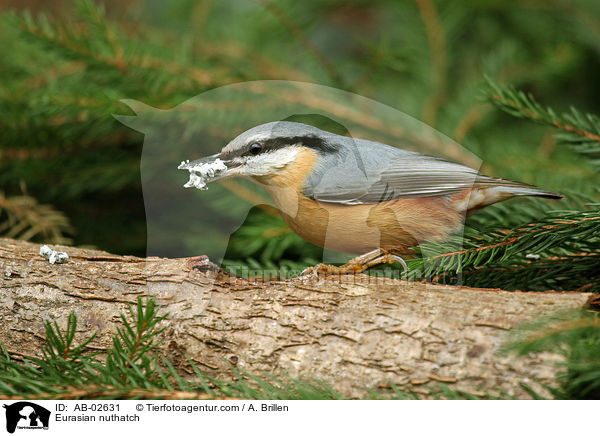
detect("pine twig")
(483, 78), (600, 168)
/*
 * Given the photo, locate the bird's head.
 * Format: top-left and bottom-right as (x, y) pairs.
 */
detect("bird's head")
(179, 121), (339, 189)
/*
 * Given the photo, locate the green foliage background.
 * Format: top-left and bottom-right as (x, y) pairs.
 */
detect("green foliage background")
(0, 0), (599, 289)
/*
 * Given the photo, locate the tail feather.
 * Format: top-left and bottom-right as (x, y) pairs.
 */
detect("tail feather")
(497, 185), (563, 199)
(461, 183), (563, 213)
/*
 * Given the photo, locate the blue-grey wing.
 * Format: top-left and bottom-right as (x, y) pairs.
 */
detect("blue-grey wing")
(302, 138), (523, 204)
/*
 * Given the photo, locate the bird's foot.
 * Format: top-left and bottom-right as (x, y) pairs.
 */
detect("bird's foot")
(299, 249), (408, 279)
(300, 261), (366, 279)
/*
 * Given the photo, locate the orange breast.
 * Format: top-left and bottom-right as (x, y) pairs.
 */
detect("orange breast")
(254, 148), (465, 255)
(283, 196), (464, 254)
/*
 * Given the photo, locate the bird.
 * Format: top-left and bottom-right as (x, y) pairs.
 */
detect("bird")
(179, 121), (562, 275)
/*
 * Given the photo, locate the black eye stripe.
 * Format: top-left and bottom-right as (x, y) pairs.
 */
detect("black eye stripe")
(220, 134), (338, 160)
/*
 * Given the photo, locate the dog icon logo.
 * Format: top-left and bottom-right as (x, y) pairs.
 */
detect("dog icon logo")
(3, 402), (50, 433)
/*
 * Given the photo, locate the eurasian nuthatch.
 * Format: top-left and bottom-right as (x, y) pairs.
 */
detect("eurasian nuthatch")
(179, 121), (562, 274)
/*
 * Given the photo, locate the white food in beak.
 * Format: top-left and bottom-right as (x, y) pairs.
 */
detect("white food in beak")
(178, 158), (228, 190)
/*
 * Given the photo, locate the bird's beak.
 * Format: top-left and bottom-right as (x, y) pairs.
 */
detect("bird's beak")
(178, 153), (241, 190)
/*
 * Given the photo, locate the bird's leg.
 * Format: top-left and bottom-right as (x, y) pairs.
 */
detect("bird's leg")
(301, 249), (408, 277)
(308, 248), (384, 275)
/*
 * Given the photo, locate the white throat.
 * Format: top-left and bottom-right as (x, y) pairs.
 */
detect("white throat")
(239, 145), (301, 177)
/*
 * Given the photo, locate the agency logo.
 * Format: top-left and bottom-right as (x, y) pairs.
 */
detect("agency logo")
(3, 402), (50, 434)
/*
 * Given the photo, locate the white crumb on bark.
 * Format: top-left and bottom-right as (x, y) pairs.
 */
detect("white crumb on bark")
(40, 245), (69, 264)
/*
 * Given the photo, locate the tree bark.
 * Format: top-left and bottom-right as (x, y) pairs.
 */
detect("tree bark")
(0, 238), (592, 398)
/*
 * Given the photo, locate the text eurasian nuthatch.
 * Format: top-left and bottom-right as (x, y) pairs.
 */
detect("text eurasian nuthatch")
(179, 121), (562, 274)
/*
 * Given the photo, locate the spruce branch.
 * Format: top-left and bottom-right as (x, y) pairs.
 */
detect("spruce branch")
(105, 298), (166, 385)
(42, 312), (97, 362)
(407, 210), (600, 291)
(483, 78), (600, 169)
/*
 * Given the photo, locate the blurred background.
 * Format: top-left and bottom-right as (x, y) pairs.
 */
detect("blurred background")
(1, 0), (598, 272)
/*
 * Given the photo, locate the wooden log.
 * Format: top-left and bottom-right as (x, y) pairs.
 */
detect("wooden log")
(0, 238), (591, 398)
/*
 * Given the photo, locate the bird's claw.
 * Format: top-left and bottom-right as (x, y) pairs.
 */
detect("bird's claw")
(299, 263), (328, 280)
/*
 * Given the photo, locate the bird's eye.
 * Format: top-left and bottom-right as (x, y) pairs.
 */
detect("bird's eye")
(249, 142), (262, 155)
